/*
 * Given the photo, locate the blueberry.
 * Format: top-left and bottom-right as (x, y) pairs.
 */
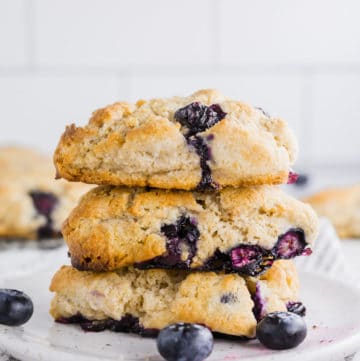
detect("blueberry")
(256, 312), (307, 350)
(137, 216), (200, 269)
(29, 191), (58, 217)
(274, 229), (310, 259)
(0, 289), (34, 326)
(157, 323), (213, 361)
(287, 171), (299, 184)
(287, 302), (306, 317)
(230, 245), (274, 276)
(293, 174), (309, 187)
(174, 102), (226, 136)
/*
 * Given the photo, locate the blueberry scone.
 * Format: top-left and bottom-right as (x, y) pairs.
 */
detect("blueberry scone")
(305, 184), (360, 239)
(64, 185), (318, 275)
(0, 146), (91, 240)
(50, 260), (302, 338)
(54, 89), (298, 191)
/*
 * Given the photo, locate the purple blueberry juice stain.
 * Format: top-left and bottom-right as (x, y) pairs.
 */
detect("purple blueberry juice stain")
(287, 302), (306, 317)
(56, 313), (249, 339)
(187, 135), (218, 191)
(29, 191), (60, 239)
(56, 314), (158, 337)
(136, 215), (200, 270)
(174, 102), (226, 190)
(252, 282), (266, 321)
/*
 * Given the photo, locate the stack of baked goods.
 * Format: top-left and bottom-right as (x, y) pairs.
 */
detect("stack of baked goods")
(49, 89), (318, 340)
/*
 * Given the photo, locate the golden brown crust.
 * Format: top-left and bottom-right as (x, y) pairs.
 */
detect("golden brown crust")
(49, 260), (299, 337)
(63, 185), (319, 271)
(0, 146), (91, 239)
(304, 184), (360, 238)
(54, 89), (298, 190)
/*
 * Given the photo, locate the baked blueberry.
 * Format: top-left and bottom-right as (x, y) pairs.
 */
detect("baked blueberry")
(137, 216), (200, 269)
(157, 323), (213, 361)
(231, 245), (274, 276)
(174, 102), (226, 136)
(256, 312), (307, 350)
(29, 191), (58, 217)
(0, 289), (33, 326)
(274, 229), (310, 259)
(29, 191), (59, 240)
(293, 174), (309, 187)
(287, 171), (299, 184)
(287, 301), (306, 317)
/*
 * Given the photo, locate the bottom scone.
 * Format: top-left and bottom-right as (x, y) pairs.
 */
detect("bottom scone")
(50, 260), (303, 338)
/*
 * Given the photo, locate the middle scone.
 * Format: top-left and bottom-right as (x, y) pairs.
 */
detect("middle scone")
(64, 185), (318, 276)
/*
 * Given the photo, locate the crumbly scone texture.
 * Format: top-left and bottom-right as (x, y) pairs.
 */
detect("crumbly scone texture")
(0, 146), (91, 240)
(54, 89), (298, 190)
(304, 184), (360, 239)
(49, 260), (299, 337)
(63, 185), (319, 271)
(246, 259), (299, 317)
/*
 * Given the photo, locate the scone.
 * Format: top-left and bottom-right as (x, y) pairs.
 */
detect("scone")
(54, 89), (298, 191)
(0, 146), (91, 240)
(304, 184), (360, 239)
(50, 260), (302, 338)
(64, 185), (318, 275)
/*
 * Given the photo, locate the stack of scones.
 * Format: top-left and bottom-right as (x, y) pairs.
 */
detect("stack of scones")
(49, 89), (318, 339)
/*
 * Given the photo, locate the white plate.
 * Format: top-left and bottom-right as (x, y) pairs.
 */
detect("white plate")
(1, 269), (360, 361)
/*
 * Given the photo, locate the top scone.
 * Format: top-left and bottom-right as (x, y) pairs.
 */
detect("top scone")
(54, 89), (298, 191)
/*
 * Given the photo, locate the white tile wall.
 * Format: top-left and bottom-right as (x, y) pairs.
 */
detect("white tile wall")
(311, 73), (360, 162)
(0, 74), (126, 152)
(219, 0), (360, 65)
(0, 0), (359, 175)
(34, 0), (213, 66)
(0, 0), (27, 66)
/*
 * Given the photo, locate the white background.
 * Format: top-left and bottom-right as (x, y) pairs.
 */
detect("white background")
(0, 0), (359, 184)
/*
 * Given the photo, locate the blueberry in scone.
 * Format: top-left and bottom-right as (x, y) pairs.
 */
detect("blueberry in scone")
(0, 146), (91, 240)
(54, 89), (298, 190)
(49, 260), (302, 338)
(63, 185), (318, 275)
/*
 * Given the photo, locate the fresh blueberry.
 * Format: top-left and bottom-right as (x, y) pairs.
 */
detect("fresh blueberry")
(157, 323), (213, 361)
(256, 312), (307, 350)
(174, 102), (226, 136)
(0, 289), (34, 326)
